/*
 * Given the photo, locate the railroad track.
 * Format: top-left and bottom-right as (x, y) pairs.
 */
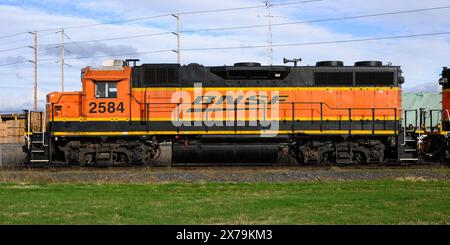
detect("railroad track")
(1, 162), (448, 171)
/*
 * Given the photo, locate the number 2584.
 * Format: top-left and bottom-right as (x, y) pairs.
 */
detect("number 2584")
(89, 102), (124, 113)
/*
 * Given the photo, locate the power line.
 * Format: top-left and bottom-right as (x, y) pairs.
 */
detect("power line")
(0, 32), (56, 46)
(35, 30), (450, 62)
(182, 5), (450, 33)
(62, 32), (90, 54)
(273, 0), (323, 7)
(0, 59), (58, 67)
(37, 31), (173, 47)
(0, 0), (324, 38)
(0, 46), (29, 53)
(36, 14), (173, 33)
(0, 60), (29, 67)
(0, 33), (60, 52)
(175, 0), (322, 15)
(30, 5), (450, 48)
(0, 37), (34, 46)
(60, 0), (323, 29)
(39, 49), (171, 61)
(1, 3), (449, 65)
(0, 32), (28, 40)
(182, 31), (450, 51)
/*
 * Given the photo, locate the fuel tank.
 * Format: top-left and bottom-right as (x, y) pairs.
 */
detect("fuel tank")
(171, 136), (286, 164)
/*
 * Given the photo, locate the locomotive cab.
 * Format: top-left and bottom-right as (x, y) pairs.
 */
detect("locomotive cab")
(80, 60), (130, 119)
(47, 60), (131, 124)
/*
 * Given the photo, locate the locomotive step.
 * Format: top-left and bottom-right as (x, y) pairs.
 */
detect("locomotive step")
(405, 130), (417, 133)
(30, 160), (49, 163)
(399, 158), (419, 161)
(403, 149), (417, 152)
(404, 139), (417, 142)
(31, 150), (45, 153)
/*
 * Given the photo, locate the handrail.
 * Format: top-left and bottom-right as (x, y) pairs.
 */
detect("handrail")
(42, 109), (47, 146)
(428, 109), (442, 132)
(403, 108), (445, 133)
(26, 110), (31, 150)
(140, 100), (398, 135)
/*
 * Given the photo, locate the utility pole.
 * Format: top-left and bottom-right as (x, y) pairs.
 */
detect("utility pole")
(60, 28), (65, 92)
(258, 0), (274, 65)
(33, 31), (38, 111)
(267, 1), (273, 66)
(172, 14), (181, 64)
(28, 31), (38, 111)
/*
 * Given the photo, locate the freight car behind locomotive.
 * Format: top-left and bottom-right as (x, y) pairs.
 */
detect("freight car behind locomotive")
(25, 59), (405, 166)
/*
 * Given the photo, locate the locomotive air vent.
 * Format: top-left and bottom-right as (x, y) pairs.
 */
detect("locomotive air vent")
(316, 61), (344, 67)
(234, 62), (262, 67)
(354, 61), (383, 67)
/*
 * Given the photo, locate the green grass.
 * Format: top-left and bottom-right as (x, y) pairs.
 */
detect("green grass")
(0, 180), (449, 224)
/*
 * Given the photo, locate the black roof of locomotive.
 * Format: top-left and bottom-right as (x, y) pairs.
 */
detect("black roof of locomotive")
(131, 61), (403, 88)
(137, 62), (401, 69)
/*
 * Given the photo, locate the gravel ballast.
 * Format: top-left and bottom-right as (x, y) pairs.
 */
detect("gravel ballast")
(0, 166), (449, 183)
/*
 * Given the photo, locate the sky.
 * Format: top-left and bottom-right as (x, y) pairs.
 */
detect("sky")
(0, 0), (449, 112)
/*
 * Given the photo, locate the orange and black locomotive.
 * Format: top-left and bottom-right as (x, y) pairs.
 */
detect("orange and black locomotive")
(25, 58), (439, 166)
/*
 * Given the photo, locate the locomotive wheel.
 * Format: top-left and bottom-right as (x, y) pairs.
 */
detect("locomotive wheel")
(145, 145), (161, 166)
(115, 153), (130, 166)
(114, 155), (132, 167)
(321, 152), (334, 166)
(80, 153), (94, 167)
(295, 151), (305, 165)
(354, 152), (368, 165)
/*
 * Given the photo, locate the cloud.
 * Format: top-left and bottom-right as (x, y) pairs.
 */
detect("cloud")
(0, 55), (28, 64)
(44, 42), (138, 58)
(403, 82), (440, 93)
(15, 73), (24, 79)
(0, 86), (47, 113)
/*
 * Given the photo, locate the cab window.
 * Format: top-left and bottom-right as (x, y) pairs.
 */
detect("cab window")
(95, 81), (117, 98)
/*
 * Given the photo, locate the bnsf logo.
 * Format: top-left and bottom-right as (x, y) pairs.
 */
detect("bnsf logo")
(188, 94), (289, 113)
(193, 94), (288, 105)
